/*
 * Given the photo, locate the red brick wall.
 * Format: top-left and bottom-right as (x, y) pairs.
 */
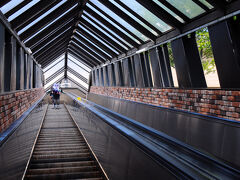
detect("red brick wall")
(90, 86), (240, 121)
(0, 88), (44, 133)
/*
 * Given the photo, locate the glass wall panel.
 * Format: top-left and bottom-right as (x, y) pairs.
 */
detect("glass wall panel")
(68, 59), (90, 79)
(68, 53), (91, 72)
(68, 71), (89, 89)
(44, 60), (64, 79)
(43, 54), (65, 72)
(44, 72), (64, 89)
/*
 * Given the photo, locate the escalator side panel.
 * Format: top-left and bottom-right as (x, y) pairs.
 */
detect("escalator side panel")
(65, 101), (177, 180)
(88, 93), (240, 168)
(0, 105), (48, 179)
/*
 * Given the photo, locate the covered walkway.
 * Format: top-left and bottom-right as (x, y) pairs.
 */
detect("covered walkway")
(0, 0), (240, 179)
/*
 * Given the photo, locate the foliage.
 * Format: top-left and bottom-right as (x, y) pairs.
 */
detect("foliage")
(167, 27), (216, 74)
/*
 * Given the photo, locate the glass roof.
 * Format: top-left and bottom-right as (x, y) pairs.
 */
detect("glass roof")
(116, 0), (172, 32)
(86, 3), (141, 44)
(82, 14), (130, 50)
(152, 0), (185, 23)
(88, 0), (149, 42)
(165, 0), (205, 18)
(0, 0), (223, 90)
(78, 24), (120, 55)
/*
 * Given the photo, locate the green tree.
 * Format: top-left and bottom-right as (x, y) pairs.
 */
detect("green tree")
(167, 27), (216, 74)
(195, 27), (216, 74)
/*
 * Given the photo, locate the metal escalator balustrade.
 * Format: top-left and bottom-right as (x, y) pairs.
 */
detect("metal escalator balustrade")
(23, 104), (107, 180)
(66, 92), (240, 180)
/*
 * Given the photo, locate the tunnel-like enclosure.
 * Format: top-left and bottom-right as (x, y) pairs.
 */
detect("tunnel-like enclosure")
(0, 0), (240, 179)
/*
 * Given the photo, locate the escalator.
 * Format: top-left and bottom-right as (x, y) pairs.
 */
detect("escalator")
(23, 104), (107, 179)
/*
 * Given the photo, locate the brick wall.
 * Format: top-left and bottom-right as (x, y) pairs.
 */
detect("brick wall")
(0, 88), (44, 133)
(90, 86), (240, 121)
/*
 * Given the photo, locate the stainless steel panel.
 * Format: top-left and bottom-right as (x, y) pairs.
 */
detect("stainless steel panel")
(0, 105), (47, 179)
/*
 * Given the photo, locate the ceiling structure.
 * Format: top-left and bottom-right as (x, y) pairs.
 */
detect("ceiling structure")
(0, 0), (239, 91)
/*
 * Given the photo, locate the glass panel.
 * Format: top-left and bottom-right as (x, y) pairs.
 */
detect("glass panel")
(23, 4), (77, 42)
(0, 0), (24, 14)
(111, 1), (158, 35)
(68, 71), (89, 89)
(165, 0), (205, 18)
(117, 0), (172, 32)
(43, 54), (65, 72)
(73, 37), (108, 60)
(83, 12), (133, 49)
(75, 31), (112, 58)
(198, 0), (214, 9)
(78, 24), (120, 55)
(17, 0), (67, 34)
(152, 0), (185, 23)
(88, 1), (149, 42)
(44, 60), (64, 79)
(68, 53), (91, 72)
(82, 14), (130, 50)
(71, 41), (102, 62)
(68, 60), (90, 79)
(8, 0), (41, 21)
(34, 27), (71, 54)
(44, 72), (64, 89)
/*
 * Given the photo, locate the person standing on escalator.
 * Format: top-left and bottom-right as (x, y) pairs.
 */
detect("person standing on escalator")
(51, 83), (62, 109)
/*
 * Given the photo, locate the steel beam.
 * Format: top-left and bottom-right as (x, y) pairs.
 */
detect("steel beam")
(76, 26), (117, 57)
(80, 18), (128, 53)
(208, 20), (240, 88)
(171, 33), (206, 88)
(69, 44), (100, 66)
(67, 76), (88, 93)
(68, 50), (94, 70)
(37, 44), (68, 64)
(82, 13), (131, 50)
(24, 6), (78, 47)
(78, 21), (122, 55)
(157, 0), (191, 22)
(31, 20), (74, 52)
(0, 22), (4, 93)
(68, 67), (88, 84)
(107, 64), (116, 86)
(99, 0), (156, 41)
(16, 46), (24, 90)
(11, 0), (58, 30)
(149, 48), (163, 88)
(4, 34), (16, 91)
(68, 49), (95, 68)
(20, 0), (78, 40)
(15, 1), (60, 32)
(34, 34), (70, 58)
(5, 0), (32, 18)
(122, 58), (134, 87)
(71, 38), (106, 63)
(68, 56), (91, 73)
(113, 61), (124, 86)
(0, 0), (10, 7)
(85, 5), (143, 45)
(157, 45), (174, 87)
(136, 0), (183, 29)
(132, 54), (145, 88)
(73, 33), (110, 60)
